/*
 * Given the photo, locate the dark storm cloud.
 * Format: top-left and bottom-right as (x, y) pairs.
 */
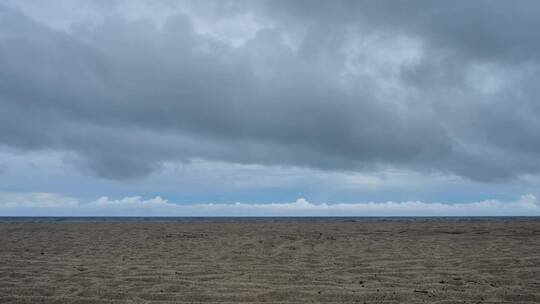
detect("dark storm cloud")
(1, 1), (540, 180)
(264, 0), (540, 61)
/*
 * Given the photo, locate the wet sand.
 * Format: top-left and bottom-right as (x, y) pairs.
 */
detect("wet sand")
(0, 220), (539, 303)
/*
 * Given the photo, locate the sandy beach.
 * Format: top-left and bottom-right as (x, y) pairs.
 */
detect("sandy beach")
(0, 220), (539, 303)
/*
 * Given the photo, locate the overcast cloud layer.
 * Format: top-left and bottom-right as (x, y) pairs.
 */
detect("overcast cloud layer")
(1, 1), (540, 214)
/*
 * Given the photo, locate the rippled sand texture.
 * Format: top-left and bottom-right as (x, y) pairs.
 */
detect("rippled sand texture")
(0, 221), (539, 303)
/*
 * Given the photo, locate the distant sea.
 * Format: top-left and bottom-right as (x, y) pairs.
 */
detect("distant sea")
(0, 216), (539, 223)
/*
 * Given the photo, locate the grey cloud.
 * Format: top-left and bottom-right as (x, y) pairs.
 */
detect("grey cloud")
(1, 1), (540, 181)
(263, 0), (540, 62)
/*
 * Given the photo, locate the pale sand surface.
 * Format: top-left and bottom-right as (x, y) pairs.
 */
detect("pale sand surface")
(0, 221), (539, 303)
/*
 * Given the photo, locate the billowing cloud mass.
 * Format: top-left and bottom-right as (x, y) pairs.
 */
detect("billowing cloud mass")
(1, 192), (538, 216)
(1, 0), (540, 182)
(1, 1), (540, 215)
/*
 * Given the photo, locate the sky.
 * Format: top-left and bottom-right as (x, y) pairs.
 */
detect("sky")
(1, 0), (540, 216)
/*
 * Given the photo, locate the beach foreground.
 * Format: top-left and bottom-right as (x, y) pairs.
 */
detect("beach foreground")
(0, 220), (539, 303)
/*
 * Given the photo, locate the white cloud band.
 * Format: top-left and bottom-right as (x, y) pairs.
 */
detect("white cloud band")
(0, 192), (538, 216)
